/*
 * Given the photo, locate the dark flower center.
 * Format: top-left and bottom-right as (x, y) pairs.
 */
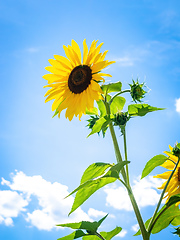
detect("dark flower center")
(68, 65), (92, 94)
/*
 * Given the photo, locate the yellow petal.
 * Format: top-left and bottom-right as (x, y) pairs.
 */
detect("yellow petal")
(63, 45), (76, 67)
(52, 96), (64, 111)
(45, 66), (68, 76)
(83, 39), (88, 64)
(71, 39), (82, 64)
(91, 81), (103, 93)
(48, 59), (71, 73)
(100, 50), (108, 61)
(154, 171), (171, 179)
(45, 89), (63, 102)
(169, 145), (173, 151)
(164, 151), (178, 163)
(54, 55), (73, 70)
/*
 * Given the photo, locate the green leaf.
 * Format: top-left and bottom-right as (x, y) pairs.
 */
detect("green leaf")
(68, 162), (129, 215)
(171, 216), (180, 226)
(57, 215), (108, 233)
(128, 104), (164, 117)
(86, 107), (99, 116)
(57, 230), (86, 240)
(97, 100), (106, 117)
(100, 226), (122, 240)
(82, 236), (99, 240)
(141, 154), (167, 179)
(135, 205), (180, 236)
(110, 96), (126, 114)
(80, 162), (113, 184)
(101, 82), (122, 94)
(166, 194), (180, 208)
(152, 205), (180, 234)
(87, 116), (110, 137)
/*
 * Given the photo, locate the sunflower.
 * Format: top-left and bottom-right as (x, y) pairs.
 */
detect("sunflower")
(43, 39), (115, 121)
(154, 146), (180, 203)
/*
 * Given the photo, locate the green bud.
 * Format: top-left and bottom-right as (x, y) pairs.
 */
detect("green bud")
(129, 79), (146, 102)
(172, 144), (180, 157)
(113, 112), (129, 126)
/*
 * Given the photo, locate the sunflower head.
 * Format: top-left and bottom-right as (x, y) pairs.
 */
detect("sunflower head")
(43, 39), (115, 121)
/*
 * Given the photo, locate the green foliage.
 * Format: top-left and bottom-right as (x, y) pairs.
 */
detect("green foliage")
(57, 215), (112, 240)
(67, 162), (129, 215)
(80, 162), (113, 184)
(99, 227), (122, 240)
(82, 227), (122, 240)
(141, 154), (167, 179)
(87, 115), (111, 137)
(166, 194), (180, 208)
(86, 107), (99, 116)
(86, 116), (99, 131)
(57, 215), (108, 232)
(57, 230), (86, 240)
(135, 194), (180, 236)
(173, 227), (180, 237)
(97, 100), (106, 117)
(151, 205), (180, 234)
(128, 104), (164, 117)
(101, 82), (122, 94)
(110, 96), (126, 114)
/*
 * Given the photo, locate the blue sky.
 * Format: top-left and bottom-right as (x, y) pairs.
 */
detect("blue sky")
(1, 0), (180, 239)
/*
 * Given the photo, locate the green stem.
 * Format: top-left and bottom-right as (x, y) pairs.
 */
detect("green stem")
(147, 156), (180, 233)
(110, 89), (130, 104)
(118, 179), (149, 240)
(95, 232), (106, 240)
(123, 127), (130, 187)
(104, 100), (148, 239)
(104, 101), (127, 182)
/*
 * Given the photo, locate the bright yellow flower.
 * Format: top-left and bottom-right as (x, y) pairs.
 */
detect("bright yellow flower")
(43, 39), (115, 121)
(154, 146), (180, 203)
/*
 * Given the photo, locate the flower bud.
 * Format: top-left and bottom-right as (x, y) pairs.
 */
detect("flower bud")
(172, 144), (180, 158)
(129, 79), (146, 102)
(113, 112), (129, 126)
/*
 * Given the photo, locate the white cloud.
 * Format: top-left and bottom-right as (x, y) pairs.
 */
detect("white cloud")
(88, 208), (115, 219)
(1, 171), (91, 230)
(0, 190), (28, 226)
(175, 98), (180, 113)
(104, 176), (164, 211)
(116, 229), (127, 238)
(131, 223), (139, 232)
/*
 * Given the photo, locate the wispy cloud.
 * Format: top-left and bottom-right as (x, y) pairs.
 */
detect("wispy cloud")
(175, 98), (180, 113)
(104, 176), (164, 211)
(114, 57), (134, 67)
(26, 47), (39, 53)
